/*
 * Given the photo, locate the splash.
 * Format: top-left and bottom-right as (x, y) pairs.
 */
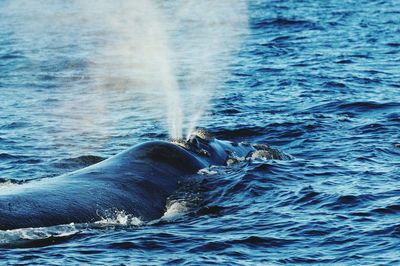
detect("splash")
(161, 200), (189, 220)
(0, 223), (80, 248)
(94, 209), (143, 227)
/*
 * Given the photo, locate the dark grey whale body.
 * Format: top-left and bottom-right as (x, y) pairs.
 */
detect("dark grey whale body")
(0, 131), (285, 230)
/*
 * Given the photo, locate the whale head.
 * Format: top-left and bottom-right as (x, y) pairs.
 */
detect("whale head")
(183, 129), (255, 165)
(170, 128), (288, 166)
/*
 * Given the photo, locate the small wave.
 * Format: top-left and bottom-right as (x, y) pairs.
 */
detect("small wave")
(322, 81), (347, 88)
(386, 42), (400, 47)
(303, 101), (400, 115)
(108, 241), (140, 249)
(270, 35), (291, 42)
(51, 155), (105, 170)
(257, 67), (284, 73)
(0, 153), (16, 159)
(279, 256), (337, 264)
(139, 132), (168, 139)
(66, 155), (105, 165)
(349, 53), (372, 59)
(220, 108), (241, 115)
(196, 205), (225, 216)
(189, 236), (295, 253)
(338, 101), (400, 112)
(229, 235), (296, 247)
(353, 123), (387, 134)
(372, 205), (400, 215)
(0, 121), (28, 129)
(0, 177), (30, 187)
(294, 190), (322, 205)
(0, 153), (40, 164)
(0, 52), (25, 60)
(335, 59), (354, 64)
(321, 194), (376, 210)
(212, 126), (267, 140)
(386, 113), (400, 122)
(252, 18), (321, 30)
(367, 224), (400, 237)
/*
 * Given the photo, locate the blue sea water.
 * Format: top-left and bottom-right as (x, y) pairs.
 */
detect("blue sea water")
(1, 0), (400, 265)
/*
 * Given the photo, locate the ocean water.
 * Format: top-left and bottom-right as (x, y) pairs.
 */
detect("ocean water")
(1, 0), (400, 265)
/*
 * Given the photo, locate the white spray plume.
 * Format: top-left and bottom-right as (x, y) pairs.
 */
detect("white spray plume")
(79, 0), (184, 138)
(89, 0), (248, 138)
(164, 0), (248, 138)
(4, 0), (248, 139)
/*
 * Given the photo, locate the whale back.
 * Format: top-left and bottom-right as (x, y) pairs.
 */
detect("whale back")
(0, 137), (287, 230)
(0, 141), (207, 230)
(124, 141), (208, 173)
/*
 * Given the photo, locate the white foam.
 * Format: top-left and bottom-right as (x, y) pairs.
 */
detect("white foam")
(161, 200), (189, 220)
(0, 180), (17, 188)
(94, 210), (143, 227)
(0, 223), (79, 245)
(198, 168), (219, 175)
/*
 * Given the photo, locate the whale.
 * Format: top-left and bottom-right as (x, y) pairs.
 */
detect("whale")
(0, 130), (286, 230)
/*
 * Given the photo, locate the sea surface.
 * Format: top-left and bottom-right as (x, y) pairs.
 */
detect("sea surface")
(1, 0), (400, 265)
